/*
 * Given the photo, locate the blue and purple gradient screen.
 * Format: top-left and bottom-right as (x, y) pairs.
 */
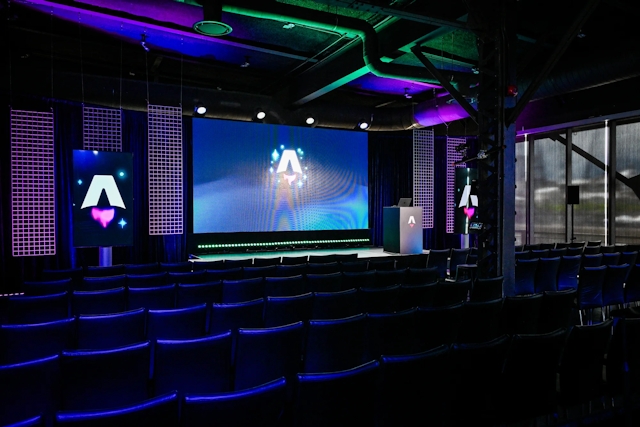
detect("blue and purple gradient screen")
(192, 119), (369, 233)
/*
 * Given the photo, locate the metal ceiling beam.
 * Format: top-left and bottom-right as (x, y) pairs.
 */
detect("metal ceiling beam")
(507, 0), (602, 125)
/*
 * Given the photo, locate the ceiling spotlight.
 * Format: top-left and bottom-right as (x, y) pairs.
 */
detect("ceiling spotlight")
(404, 88), (412, 99)
(358, 115), (372, 130)
(194, 104), (207, 115)
(254, 108), (266, 121)
(193, 0), (232, 36)
(305, 116), (315, 125)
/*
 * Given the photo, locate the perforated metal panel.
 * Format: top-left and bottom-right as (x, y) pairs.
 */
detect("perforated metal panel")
(11, 110), (56, 256)
(83, 106), (122, 151)
(447, 137), (467, 233)
(413, 129), (434, 229)
(148, 104), (183, 235)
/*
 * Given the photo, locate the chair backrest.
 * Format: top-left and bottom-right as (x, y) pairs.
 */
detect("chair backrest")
(339, 260), (368, 273)
(415, 302), (464, 351)
(22, 278), (72, 296)
(470, 276), (503, 302)
(147, 304), (208, 341)
(515, 250), (530, 261)
(514, 258), (538, 295)
(581, 253), (603, 268)
(0, 354), (60, 426)
(243, 265), (277, 280)
(60, 341), (150, 411)
(191, 260), (225, 271)
(55, 391), (179, 427)
(624, 264), (640, 305)
(234, 321), (305, 390)
(221, 277), (264, 303)
(123, 262), (161, 275)
(223, 259), (253, 269)
(264, 275), (307, 297)
(41, 267), (83, 290)
(77, 308), (146, 350)
(503, 293), (543, 335)
(85, 265), (126, 278)
(534, 257), (561, 293)
(295, 360), (380, 427)
(306, 262), (340, 275)
(273, 264), (307, 278)
(602, 263), (631, 307)
(204, 267), (243, 282)
(433, 279), (471, 306)
(367, 258), (395, 271)
(583, 245), (601, 255)
(558, 319), (613, 406)
(303, 313), (367, 373)
(252, 257), (281, 267)
(177, 281), (223, 308)
(208, 298), (264, 337)
(620, 251), (639, 267)
(159, 261), (192, 273)
(426, 249), (450, 279)
(263, 293), (314, 328)
(550, 247), (568, 257)
(602, 252), (621, 266)
(182, 377), (286, 427)
(403, 267), (439, 285)
(308, 254), (337, 264)
(397, 281), (438, 310)
(600, 245), (617, 254)
(449, 248), (470, 278)
(357, 285), (400, 314)
(374, 269), (406, 288)
(566, 246), (584, 256)
(153, 333), (232, 396)
(554, 242), (570, 249)
(0, 317), (75, 364)
(127, 284), (176, 310)
(72, 287), (126, 316)
(365, 308), (417, 359)
(557, 255), (581, 290)
(577, 265), (607, 310)
(167, 270), (207, 285)
(342, 270), (376, 289)
(607, 317), (640, 395)
(458, 298), (504, 343)
(280, 255), (308, 266)
(126, 272), (169, 288)
(539, 288), (577, 333)
(81, 274), (127, 291)
(311, 288), (359, 320)
(306, 272), (342, 293)
(7, 292), (69, 324)
(380, 346), (451, 427)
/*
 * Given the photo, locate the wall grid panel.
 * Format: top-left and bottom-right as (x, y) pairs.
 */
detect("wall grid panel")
(10, 109), (56, 256)
(83, 106), (122, 151)
(148, 104), (183, 235)
(413, 129), (434, 229)
(446, 137), (467, 233)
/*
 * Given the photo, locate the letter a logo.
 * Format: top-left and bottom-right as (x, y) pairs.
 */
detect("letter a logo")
(81, 175), (126, 209)
(408, 216), (416, 228)
(276, 150), (302, 186)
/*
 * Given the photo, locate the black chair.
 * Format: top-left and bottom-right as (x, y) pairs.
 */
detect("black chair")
(221, 277), (264, 303)
(582, 253), (603, 268)
(357, 285), (400, 314)
(222, 259), (253, 270)
(367, 258), (395, 271)
(234, 321), (304, 390)
(503, 293), (543, 335)
(126, 272), (169, 288)
(557, 255), (581, 290)
(607, 317), (640, 395)
(558, 320), (612, 407)
(458, 297), (504, 343)
(167, 270), (207, 285)
(515, 250), (531, 261)
(77, 308), (146, 350)
(42, 267), (83, 291)
(311, 288), (359, 320)
(60, 342), (150, 410)
(182, 377), (286, 427)
(176, 281), (222, 308)
(21, 278), (72, 296)
(273, 264), (307, 278)
(514, 258), (538, 295)
(252, 257), (281, 267)
(602, 252), (621, 266)
(620, 251), (638, 268)
(72, 287), (126, 315)
(577, 265), (607, 324)
(127, 284), (176, 310)
(154, 333), (232, 396)
(263, 293), (314, 328)
(342, 270), (376, 289)
(303, 313), (367, 373)
(306, 272), (342, 293)
(81, 274), (127, 291)
(191, 260), (225, 271)
(159, 261), (191, 273)
(451, 335), (510, 426)
(567, 246), (584, 256)
(500, 329), (567, 423)
(586, 240), (602, 247)
(600, 245), (617, 254)
(449, 248), (470, 278)
(308, 254), (337, 264)
(555, 242), (571, 249)
(204, 267), (243, 282)
(334, 253), (359, 263)
(374, 269), (406, 288)
(470, 276), (503, 302)
(583, 245), (601, 255)
(281, 255), (308, 266)
(550, 247), (568, 257)
(602, 263), (631, 315)
(55, 391), (179, 427)
(624, 264), (640, 305)
(339, 260), (368, 273)
(364, 308), (417, 359)
(524, 243), (540, 251)
(0, 354), (60, 426)
(531, 249), (550, 259)
(85, 265), (126, 278)
(4, 415), (43, 427)
(0, 317), (75, 364)
(404, 266), (439, 285)
(426, 249), (449, 279)
(243, 265), (277, 280)
(433, 278), (471, 306)
(123, 262), (161, 275)
(208, 299), (264, 356)
(415, 302), (464, 351)
(397, 281), (438, 309)
(294, 360), (379, 427)
(264, 275), (307, 297)
(6, 292), (69, 324)
(306, 262), (340, 275)
(147, 304), (208, 342)
(534, 257), (561, 293)
(539, 288), (577, 333)
(380, 346), (451, 427)
(570, 241), (586, 249)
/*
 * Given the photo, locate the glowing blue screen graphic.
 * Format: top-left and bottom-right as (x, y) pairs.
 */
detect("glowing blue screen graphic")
(192, 119), (369, 233)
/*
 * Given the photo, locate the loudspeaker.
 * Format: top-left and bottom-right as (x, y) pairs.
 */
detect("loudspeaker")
(567, 185), (580, 205)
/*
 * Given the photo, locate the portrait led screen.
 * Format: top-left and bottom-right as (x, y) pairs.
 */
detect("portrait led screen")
(192, 119), (369, 233)
(72, 150), (134, 247)
(454, 167), (479, 234)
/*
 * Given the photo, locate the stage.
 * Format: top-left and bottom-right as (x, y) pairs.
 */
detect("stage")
(191, 246), (428, 263)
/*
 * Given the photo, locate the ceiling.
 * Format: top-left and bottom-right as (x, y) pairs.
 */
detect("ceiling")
(4, 0), (640, 132)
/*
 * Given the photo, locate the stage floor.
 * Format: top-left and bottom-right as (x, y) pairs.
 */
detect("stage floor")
(193, 246), (428, 262)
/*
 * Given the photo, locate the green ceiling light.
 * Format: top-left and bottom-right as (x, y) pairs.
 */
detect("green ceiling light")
(194, 0), (232, 36)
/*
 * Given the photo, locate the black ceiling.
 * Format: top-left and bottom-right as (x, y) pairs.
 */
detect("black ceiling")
(4, 0), (640, 133)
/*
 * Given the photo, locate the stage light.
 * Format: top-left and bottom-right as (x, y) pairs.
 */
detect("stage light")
(193, 0), (232, 36)
(194, 104), (207, 115)
(255, 109), (266, 120)
(305, 116), (315, 125)
(358, 114), (373, 130)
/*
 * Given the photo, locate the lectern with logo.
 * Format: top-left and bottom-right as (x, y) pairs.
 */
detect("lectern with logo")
(383, 206), (423, 254)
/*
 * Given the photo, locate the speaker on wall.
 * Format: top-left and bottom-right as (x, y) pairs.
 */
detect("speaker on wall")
(567, 185), (580, 205)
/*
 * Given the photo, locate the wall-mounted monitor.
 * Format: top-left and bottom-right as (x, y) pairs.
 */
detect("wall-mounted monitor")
(191, 119), (369, 236)
(72, 150), (134, 247)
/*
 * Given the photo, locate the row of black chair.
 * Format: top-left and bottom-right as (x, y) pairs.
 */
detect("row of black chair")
(6, 315), (640, 427)
(517, 241), (639, 252)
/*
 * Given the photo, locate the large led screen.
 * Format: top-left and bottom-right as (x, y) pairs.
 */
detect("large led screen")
(192, 119), (369, 233)
(72, 150), (134, 247)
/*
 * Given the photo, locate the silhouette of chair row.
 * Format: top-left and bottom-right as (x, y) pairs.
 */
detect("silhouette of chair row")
(577, 263), (636, 324)
(515, 255), (582, 295)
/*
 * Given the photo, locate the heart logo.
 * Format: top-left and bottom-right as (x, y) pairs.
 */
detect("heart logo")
(463, 207), (475, 219)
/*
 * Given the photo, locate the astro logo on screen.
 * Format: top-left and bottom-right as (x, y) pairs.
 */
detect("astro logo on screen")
(270, 146), (307, 188)
(408, 216), (416, 228)
(458, 181), (479, 219)
(81, 175), (127, 228)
